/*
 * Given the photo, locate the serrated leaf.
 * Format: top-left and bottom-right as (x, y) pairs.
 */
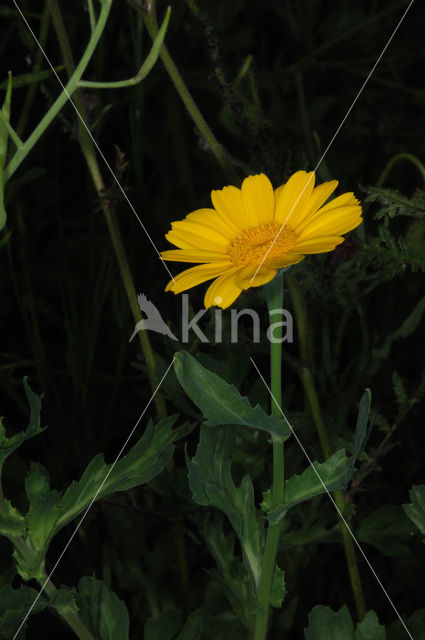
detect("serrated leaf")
(144, 610), (181, 640)
(356, 610), (386, 640)
(0, 584), (47, 640)
(0, 379), (46, 468)
(0, 498), (26, 538)
(52, 416), (190, 538)
(174, 351), (291, 441)
(270, 565), (286, 608)
(187, 425), (264, 597)
(403, 485), (425, 538)
(304, 604), (355, 639)
(48, 586), (78, 615)
(25, 463), (60, 552)
(265, 449), (354, 525)
(77, 577), (129, 640)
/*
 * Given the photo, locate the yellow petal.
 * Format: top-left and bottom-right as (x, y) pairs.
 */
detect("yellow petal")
(294, 180), (339, 232)
(274, 171), (315, 226)
(211, 185), (245, 234)
(316, 192), (359, 215)
(293, 235), (345, 253)
(165, 227), (227, 253)
(161, 249), (227, 262)
(171, 219), (230, 248)
(264, 253), (305, 269)
(236, 264), (277, 289)
(165, 262), (232, 294)
(241, 174), (275, 225)
(186, 208), (235, 238)
(204, 270), (242, 309)
(298, 206), (362, 239)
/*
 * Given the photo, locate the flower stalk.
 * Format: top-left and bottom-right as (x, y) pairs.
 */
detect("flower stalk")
(254, 274), (285, 640)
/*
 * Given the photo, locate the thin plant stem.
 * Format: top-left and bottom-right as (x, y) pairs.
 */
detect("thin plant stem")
(4, 0), (113, 182)
(376, 152), (425, 187)
(254, 274), (285, 640)
(287, 274), (366, 620)
(78, 7), (171, 89)
(140, 0), (240, 184)
(47, 0), (166, 421)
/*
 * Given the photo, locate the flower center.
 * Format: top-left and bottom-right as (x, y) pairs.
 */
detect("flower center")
(228, 222), (298, 266)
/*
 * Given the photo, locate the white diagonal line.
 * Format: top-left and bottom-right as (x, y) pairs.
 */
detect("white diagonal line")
(12, 357), (175, 640)
(11, 0), (176, 283)
(250, 0), (415, 283)
(250, 356), (413, 639)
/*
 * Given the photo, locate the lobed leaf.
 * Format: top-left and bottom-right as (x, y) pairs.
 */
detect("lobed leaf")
(186, 425), (265, 598)
(0, 378), (46, 468)
(76, 577), (129, 640)
(264, 449), (354, 525)
(174, 351), (291, 441)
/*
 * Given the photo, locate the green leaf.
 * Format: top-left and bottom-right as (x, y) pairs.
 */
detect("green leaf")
(304, 605), (355, 639)
(0, 498), (26, 538)
(0, 584), (47, 640)
(25, 464), (60, 552)
(197, 514), (254, 630)
(0, 68), (65, 90)
(356, 610), (386, 640)
(175, 607), (244, 640)
(357, 506), (414, 556)
(270, 564), (286, 608)
(174, 351), (291, 441)
(187, 425), (265, 597)
(52, 415), (191, 538)
(76, 576), (130, 640)
(403, 485), (425, 537)
(387, 608), (425, 640)
(0, 71), (12, 230)
(0, 378), (46, 468)
(144, 610), (181, 640)
(48, 586), (79, 616)
(265, 449), (354, 525)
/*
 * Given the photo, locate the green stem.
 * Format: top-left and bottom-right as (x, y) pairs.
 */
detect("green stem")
(0, 110), (24, 149)
(254, 275), (285, 640)
(287, 274), (366, 620)
(4, 0), (113, 183)
(48, 0), (166, 421)
(376, 152), (425, 187)
(141, 0), (239, 184)
(78, 6), (171, 89)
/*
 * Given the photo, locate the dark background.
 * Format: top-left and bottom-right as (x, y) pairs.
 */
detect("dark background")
(1, 0), (424, 637)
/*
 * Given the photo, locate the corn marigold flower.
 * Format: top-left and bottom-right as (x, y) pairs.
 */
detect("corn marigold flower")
(161, 171), (362, 309)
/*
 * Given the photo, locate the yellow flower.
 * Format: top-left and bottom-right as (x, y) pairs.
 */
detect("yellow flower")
(161, 171), (362, 309)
